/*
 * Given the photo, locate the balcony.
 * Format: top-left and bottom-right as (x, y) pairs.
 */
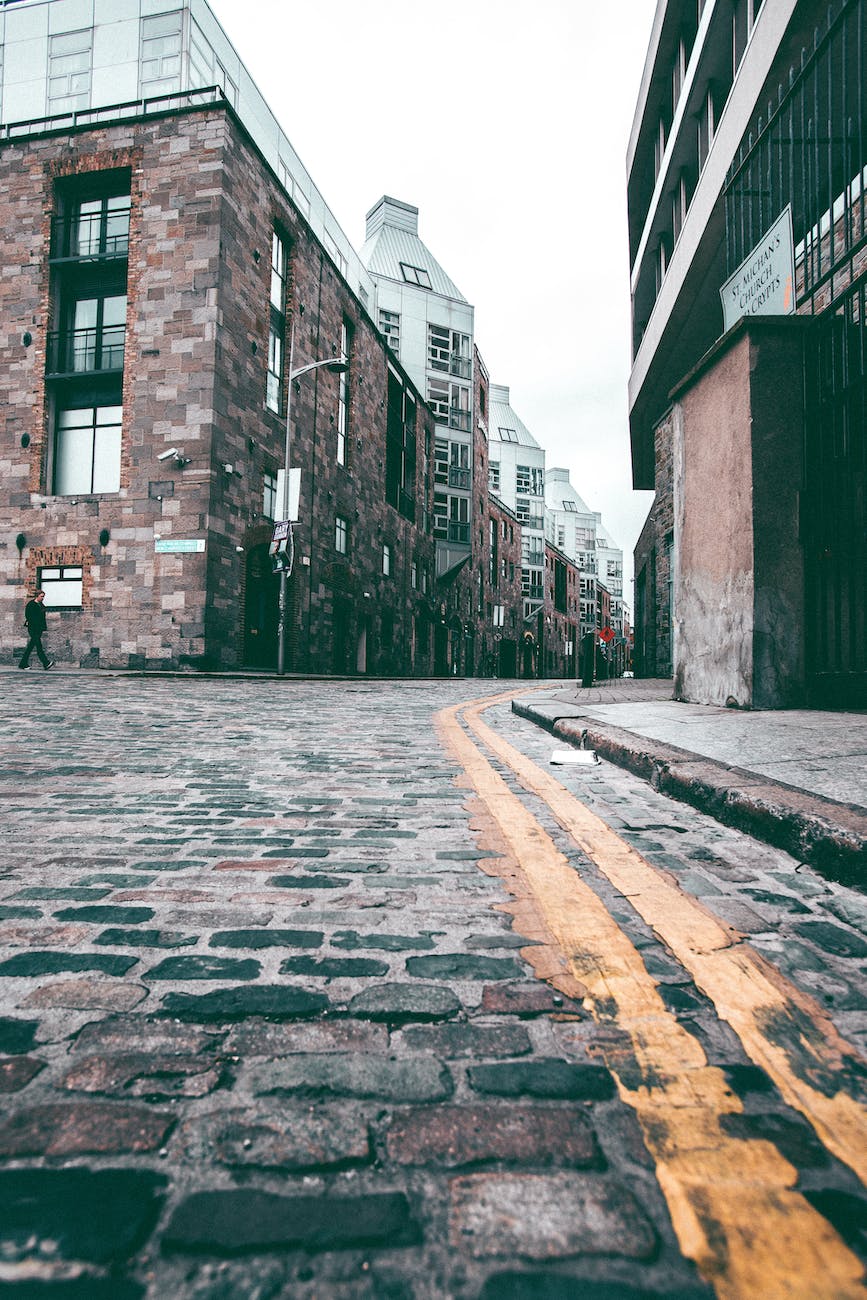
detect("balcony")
(51, 209), (130, 262)
(47, 326), (125, 377)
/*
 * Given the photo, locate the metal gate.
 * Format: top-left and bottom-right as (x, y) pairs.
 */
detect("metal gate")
(803, 281), (867, 704)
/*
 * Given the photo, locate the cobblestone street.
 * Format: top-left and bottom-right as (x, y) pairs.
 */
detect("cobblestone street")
(1, 675), (866, 1298)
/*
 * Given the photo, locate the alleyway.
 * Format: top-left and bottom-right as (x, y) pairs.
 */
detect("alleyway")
(0, 675), (865, 1298)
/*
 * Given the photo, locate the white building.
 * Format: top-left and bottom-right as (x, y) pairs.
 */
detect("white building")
(360, 196), (475, 578)
(487, 385), (546, 622)
(544, 468), (600, 636)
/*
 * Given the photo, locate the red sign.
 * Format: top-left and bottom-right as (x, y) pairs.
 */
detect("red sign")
(599, 627), (615, 643)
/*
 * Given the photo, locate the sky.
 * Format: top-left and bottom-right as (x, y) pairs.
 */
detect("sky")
(208, 0), (658, 606)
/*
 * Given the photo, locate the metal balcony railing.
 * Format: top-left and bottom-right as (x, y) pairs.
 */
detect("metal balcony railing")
(46, 326), (125, 376)
(51, 209), (130, 261)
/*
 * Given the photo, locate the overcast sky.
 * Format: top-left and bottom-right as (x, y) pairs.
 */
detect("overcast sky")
(208, 0), (658, 605)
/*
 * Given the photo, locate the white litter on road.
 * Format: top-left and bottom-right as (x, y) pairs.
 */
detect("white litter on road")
(550, 749), (601, 766)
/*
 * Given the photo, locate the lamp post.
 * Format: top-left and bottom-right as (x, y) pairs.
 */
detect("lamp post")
(276, 320), (348, 676)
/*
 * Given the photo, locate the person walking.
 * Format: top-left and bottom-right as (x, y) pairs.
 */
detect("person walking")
(19, 590), (54, 670)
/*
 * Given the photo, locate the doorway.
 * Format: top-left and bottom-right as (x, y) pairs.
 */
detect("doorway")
(243, 544), (279, 670)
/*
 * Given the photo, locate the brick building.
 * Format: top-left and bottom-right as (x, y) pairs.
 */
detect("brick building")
(1, 95), (435, 673)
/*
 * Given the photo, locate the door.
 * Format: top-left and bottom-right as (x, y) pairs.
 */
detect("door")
(243, 544), (279, 669)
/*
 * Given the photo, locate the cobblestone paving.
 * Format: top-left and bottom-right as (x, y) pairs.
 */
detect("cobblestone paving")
(0, 675), (865, 1298)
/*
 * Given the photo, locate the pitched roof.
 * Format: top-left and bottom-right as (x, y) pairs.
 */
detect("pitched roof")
(488, 384), (540, 450)
(360, 196), (467, 303)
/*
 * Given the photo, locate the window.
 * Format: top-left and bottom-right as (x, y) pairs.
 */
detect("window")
(278, 161), (311, 218)
(262, 471), (277, 520)
(410, 560), (418, 589)
(65, 194), (130, 259)
(48, 29), (92, 114)
(335, 515), (349, 555)
(697, 85), (717, 172)
(189, 17), (238, 106)
(337, 320), (352, 465)
(654, 117), (667, 181)
(399, 262), (432, 289)
(54, 405), (122, 495)
(379, 309), (400, 354)
(59, 293), (126, 374)
(323, 229), (348, 278)
(140, 11), (182, 98)
(562, 499), (577, 512)
(434, 438), (449, 486)
(382, 543), (392, 576)
(489, 462), (500, 493)
(267, 230), (288, 414)
(427, 379), (471, 432)
(40, 565), (83, 608)
(672, 172), (689, 243)
(489, 518), (498, 586)
(385, 363), (417, 521)
(448, 441), (469, 489)
(428, 324), (471, 379)
(516, 464), (544, 496)
(448, 495), (469, 544)
(672, 36), (686, 112)
(498, 426), (518, 443)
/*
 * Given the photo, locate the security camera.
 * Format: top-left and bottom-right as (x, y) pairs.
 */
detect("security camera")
(157, 447), (180, 461)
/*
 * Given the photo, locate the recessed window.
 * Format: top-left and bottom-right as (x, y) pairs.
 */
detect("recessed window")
(54, 405), (122, 495)
(379, 309), (400, 354)
(335, 515), (349, 554)
(489, 462), (500, 493)
(382, 543), (392, 577)
(40, 565), (83, 608)
(399, 262), (432, 289)
(562, 499), (577, 512)
(337, 319), (352, 466)
(410, 560), (418, 589)
(262, 471), (277, 520)
(267, 229), (288, 414)
(498, 426), (518, 443)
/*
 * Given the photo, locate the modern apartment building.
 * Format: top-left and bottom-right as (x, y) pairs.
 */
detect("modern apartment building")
(629, 0), (866, 705)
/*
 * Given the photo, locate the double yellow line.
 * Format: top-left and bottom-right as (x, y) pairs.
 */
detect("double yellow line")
(437, 691), (867, 1298)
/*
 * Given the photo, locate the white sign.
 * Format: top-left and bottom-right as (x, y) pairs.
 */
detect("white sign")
(720, 205), (795, 332)
(276, 467), (301, 523)
(154, 538), (205, 553)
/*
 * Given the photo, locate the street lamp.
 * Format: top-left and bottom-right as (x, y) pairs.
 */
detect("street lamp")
(276, 319), (348, 676)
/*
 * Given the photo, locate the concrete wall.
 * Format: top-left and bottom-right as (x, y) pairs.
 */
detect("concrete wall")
(673, 318), (806, 707)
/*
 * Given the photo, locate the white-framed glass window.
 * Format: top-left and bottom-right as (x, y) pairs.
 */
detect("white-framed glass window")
(382, 543), (391, 577)
(427, 324), (471, 379)
(337, 320), (351, 465)
(379, 308), (400, 354)
(48, 29), (92, 115)
(262, 471), (277, 520)
(489, 462), (500, 493)
(399, 262), (431, 289)
(267, 230), (288, 414)
(140, 11), (183, 99)
(39, 565), (83, 609)
(410, 560), (418, 589)
(189, 17), (238, 107)
(54, 405), (122, 495)
(335, 515), (349, 555)
(497, 426), (518, 443)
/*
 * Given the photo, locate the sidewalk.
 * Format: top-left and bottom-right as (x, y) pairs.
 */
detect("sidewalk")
(512, 679), (867, 887)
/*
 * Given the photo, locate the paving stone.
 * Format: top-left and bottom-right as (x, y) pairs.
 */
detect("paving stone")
(0, 1016), (39, 1054)
(0, 952), (137, 977)
(263, 847), (330, 858)
(52, 906), (155, 924)
(209, 928), (324, 949)
(720, 1112), (829, 1167)
(0, 1168), (166, 1263)
(742, 889), (811, 914)
(468, 1060), (615, 1101)
(176, 1103), (371, 1170)
(0, 905), (42, 920)
(406, 954), (526, 980)
(822, 895), (867, 935)
(22, 979), (148, 1011)
(347, 982), (462, 1023)
(331, 930), (436, 952)
(479, 1275), (694, 1299)
(466, 933), (538, 950)
(0, 1280), (145, 1299)
(0, 1101), (174, 1155)
(267, 875), (351, 889)
(0, 1055), (45, 1092)
(11, 887), (111, 901)
(222, 1019), (387, 1057)
(129, 860), (209, 872)
(61, 1053), (225, 1099)
(397, 1024), (533, 1059)
(0, 923), (92, 948)
(73, 1018), (225, 1056)
(481, 984), (585, 1018)
(279, 956), (390, 978)
(79, 873), (156, 887)
(449, 1173), (657, 1260)
(95, 928), (198, 948)
(247, 1052), (454, 1102)
(386, 1104), (602, 1168)
(162, 1188), (419, 1254)
(159, 985), (328, 1021)
(143, 956), (261, 981)
(792, 921), (867, 959)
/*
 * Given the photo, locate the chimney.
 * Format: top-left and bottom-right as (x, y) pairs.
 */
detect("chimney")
(365, 196), (419, 240)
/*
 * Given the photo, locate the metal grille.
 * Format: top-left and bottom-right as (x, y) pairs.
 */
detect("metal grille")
(724, 0), (866, 314)
(803, 281), (867, 700)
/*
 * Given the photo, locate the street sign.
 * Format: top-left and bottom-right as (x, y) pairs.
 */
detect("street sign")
(599, 627), (615, 643)
(154, 538), (205, 553)
(269, 520), (294, 575)
(271, 520), (290, 544)
(720, 205), (795, 331)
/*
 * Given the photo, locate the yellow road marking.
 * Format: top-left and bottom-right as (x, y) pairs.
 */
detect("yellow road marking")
(464, 698), (867, 1192)
(437, 692), (866, 1299)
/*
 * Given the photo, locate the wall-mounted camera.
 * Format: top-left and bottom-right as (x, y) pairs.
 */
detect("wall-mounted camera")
(157, 447), (189, 466)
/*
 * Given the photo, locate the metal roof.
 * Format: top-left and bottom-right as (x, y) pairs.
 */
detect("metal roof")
(360, 223), (467, 303)
(488, 386), (540, 450)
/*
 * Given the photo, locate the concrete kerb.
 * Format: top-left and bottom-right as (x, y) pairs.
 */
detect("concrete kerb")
(511, 700), (867, 891)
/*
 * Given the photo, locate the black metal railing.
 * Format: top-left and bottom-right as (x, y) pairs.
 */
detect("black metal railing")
(51, 209), (130, 261)
(46, 326), (125, 376)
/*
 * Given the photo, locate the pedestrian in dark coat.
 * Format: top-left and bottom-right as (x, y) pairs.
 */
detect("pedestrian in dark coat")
(19, 590), (54, 669)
